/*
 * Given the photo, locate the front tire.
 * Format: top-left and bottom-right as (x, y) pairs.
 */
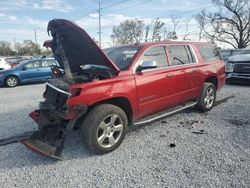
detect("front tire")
(5, 76), (19, 87)
(81, 104), (128, 154)
(196, 82), (216, 112)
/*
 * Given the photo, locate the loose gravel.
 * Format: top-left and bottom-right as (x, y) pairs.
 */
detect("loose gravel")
(0, 83), (249, 187)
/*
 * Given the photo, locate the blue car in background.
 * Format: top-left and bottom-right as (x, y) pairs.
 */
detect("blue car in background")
(0, 59), (58, 87)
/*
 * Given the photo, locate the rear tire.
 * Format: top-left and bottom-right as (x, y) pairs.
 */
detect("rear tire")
(196, 82), (216, 112)
(5, 76), (19, 87)
(81, 104), (128, 154)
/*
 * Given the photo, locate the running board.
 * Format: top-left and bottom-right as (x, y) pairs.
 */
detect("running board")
(134, 101), (198, 126)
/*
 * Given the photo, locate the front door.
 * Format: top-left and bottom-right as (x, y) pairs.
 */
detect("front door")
(134, 45), (179, 118)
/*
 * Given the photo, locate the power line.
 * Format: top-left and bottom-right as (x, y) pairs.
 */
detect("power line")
(105, 0), (152, 14)
(9, 0), (205, 46)
(12, 0), (152, 43)
(102, 0), (131, 10)
(95, 0), (153, 32)
(72, 0), (131, 21)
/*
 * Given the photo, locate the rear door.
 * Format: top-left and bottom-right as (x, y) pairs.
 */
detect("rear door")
(40, 60), (57, 80)
(166, 45), (201, 101)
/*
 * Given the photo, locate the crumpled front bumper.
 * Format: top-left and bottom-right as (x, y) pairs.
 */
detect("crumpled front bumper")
(20, 106), (87, 160)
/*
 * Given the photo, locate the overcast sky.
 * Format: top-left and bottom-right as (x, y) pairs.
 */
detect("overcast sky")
(0, 0), (218, 48)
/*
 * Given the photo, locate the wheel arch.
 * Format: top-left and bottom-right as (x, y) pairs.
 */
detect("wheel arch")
(4, 74), (20, 85)
(88, 97), (133, 126)
(204, 76), (218, 89)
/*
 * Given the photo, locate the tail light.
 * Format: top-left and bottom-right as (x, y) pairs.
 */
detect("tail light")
(70, 88), (82, 97)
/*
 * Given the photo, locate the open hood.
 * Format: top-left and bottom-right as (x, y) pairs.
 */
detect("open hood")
(44, 19), (120, 78)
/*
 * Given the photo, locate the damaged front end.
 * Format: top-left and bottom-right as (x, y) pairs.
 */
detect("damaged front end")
(20, 19), (119, 159)
(21, 80), (87, 160)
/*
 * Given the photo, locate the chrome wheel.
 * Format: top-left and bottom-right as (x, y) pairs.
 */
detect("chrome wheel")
(204, 87), (215, 108)
(96, 114), (124, 148)
(6, 77), (18, 87)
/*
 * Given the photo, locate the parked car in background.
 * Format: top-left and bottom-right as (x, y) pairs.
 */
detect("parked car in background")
(220, 49), (242, 62)
(0, 57), (11, 70)
(225, 49), (250, 83)
(0, 58), (58, 87)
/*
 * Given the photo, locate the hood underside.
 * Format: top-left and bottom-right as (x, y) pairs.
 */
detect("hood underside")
(44, 19), (120, 78)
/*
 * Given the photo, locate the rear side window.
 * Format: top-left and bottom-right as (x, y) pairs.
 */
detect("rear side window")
(167, 45), (196, 66)
(140, 46), (168, 68)
(41, 60), (57, 67)
(198, 45), (221, 62)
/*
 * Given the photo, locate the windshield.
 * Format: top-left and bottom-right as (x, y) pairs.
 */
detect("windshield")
(238, 49), (250, 55)
(104, 47), (141, 70)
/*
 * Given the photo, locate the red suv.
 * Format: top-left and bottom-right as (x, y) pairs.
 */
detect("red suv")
(21, 19), (226, 159)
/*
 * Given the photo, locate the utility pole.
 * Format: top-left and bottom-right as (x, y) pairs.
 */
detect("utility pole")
(34, 29), (37, 46)
(34, 29), (37, 55)
(13, 37), (16, 53)
(98, 1), (102, 47)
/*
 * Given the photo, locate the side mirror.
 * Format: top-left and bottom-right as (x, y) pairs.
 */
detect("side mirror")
(136, 61), (157, 72)
(21, 66), (27, 70)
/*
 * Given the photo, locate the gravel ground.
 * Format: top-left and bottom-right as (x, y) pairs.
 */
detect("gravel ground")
(0, 83), (249, 188)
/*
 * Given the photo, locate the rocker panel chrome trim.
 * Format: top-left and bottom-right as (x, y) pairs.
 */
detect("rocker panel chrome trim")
(134, 102), (198, 126)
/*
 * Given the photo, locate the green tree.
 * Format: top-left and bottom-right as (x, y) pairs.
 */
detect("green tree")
(0, 41), (16, 56)
(111, 19), (145, 45)
(18, 40), (41, 55)
(151, 18), (165, 41)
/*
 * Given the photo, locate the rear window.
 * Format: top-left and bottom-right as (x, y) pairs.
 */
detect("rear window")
(41, 60), (57, 67)
(198, 45), (221, 62)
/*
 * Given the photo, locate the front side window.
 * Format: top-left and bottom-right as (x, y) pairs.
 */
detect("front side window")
(167, 45), (195, 66)
(140, 46), (168, 68)
(25, 61), (40, 69)
(104, 47), (140, 70)
(198, 45), (221, 62)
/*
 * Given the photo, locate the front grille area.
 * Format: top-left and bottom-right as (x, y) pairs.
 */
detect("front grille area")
(234, 62), (250, 73)
(43, 85), (69, 113)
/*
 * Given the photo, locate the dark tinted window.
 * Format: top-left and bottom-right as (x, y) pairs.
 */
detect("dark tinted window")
(198, 45), (221, 62)
(168, 45), (196, 66)
(104, 47), (140, 70)
(140, 46), (168, 68)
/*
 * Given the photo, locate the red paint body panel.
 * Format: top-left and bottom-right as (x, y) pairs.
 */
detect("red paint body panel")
(65, 41), (225, 121)
(29, 111), (39, 124)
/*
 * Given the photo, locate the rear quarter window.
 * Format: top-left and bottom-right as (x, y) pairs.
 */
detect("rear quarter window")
(198, 45), (221, 62)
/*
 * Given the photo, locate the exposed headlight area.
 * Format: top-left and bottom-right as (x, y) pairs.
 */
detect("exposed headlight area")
(225, 62), (234, 72)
